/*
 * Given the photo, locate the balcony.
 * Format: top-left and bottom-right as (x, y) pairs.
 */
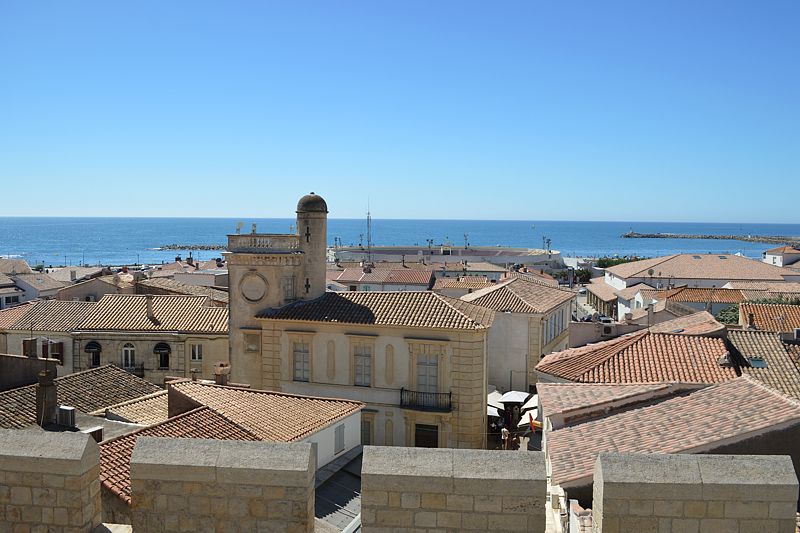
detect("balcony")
(122, 364), (145, 378)
(400, 388), (452, 412)
(227, 234), (300, 253)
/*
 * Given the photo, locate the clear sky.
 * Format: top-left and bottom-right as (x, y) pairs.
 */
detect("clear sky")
(1, 1), (797, 222)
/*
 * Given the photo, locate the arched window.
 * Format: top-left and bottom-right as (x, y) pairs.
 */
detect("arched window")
(85, 341), (102, 367)
(122, 343), (136, 368)
(153, 342), (171, 370)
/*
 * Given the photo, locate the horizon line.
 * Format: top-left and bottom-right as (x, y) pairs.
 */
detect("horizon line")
(0, 216), (798, 226)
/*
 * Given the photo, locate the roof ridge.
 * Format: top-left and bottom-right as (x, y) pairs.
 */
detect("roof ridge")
(435, 293), (492, 328)
(175, 380), (366, 406)
(739, 374), (800, 408)
(99, 405), (213, 445)
(93, 389), (168, 413)
(201, 406), (262, 440)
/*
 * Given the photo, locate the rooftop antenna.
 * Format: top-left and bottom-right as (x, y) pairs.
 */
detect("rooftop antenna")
(235, 222), (243, 235)
(366, 200), (373, 266)
(464, 233), (469, 250)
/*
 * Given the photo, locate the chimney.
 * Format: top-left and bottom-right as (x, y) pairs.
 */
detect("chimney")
(214, 362), (231, 386)
(145, 294), (155, 320)
(747, 313), (755, 329)
(187, 252), (194, 266)
(647, 304), (654, 326)
(69, 269), (77, 282)
(35, 370), (57, 427)
(23, 338), (37, 358)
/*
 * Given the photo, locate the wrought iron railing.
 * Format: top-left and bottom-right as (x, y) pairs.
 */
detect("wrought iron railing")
(122, 363), (145, 378)
(400, 388), (452, 412)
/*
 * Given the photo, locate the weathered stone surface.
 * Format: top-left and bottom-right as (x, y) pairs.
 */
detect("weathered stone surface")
(0, 430), (98, 476)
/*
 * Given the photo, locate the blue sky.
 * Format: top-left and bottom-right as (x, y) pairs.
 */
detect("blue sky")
(1, 1), (797, 221)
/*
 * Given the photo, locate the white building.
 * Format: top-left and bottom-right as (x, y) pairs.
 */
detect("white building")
(762, 246), (800, 268)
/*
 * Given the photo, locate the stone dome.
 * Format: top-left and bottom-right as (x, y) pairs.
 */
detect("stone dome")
(296, 192), (328, 214)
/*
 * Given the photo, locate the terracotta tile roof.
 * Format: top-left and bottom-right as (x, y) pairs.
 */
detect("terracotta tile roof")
(0, 365), (162, 429)
(586, 279), (618, 302)
(0, 259), (32, 275)
(726, 281), (800, 292)
(47, 267), (106, 283)
(536, 331), (737, 384)
(606, 254), (795, 282)
(741, 290), (800, 302)
(537, 382), (674, 419)
(99, 407), (259, 503)
(740, 303), (800, 333)
(78, 294), (228, 334)
(327, 268), (433, 286)
(547, 377), (800, 487)
(0, 273), (14, 287)
(12, 273), (66, 292)
(664, 287), (745, 304)
(503, 271), (560, 288)
(462, 277), (575, 314)
(614, 283), (654, 301)
(257, 291), (494, 330)
(0, 302), (36, 329)
(729, 330), (800, 401)
(384, 269), (434, 286)
(766, 246), (800, 254)
(137, 277), (229, 304)
(92, 390), (169, 426)
(6, 300), (97, 332)
(170, 381), (364, 441)
(432, 277), (494, 290)
(647, 311), (725, 336)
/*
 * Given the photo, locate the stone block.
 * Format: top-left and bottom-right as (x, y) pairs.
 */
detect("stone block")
(130, 437), (218, 483)
(724, 501), (769, 519)
(594, 453), (702, 501)
(683, 501), (706, 518)
(671, 518), (699, 533)
(400, 492), (420, 509)
(361, 446), (454, 493)
(446, 493), (473, 511)
(698, 518), (738, 533)
(436, 511), (462, 529)
(420, 492), (446, 510)
(414, 511), (437, 527)
(0, 430), (98, 477)
(473, 494), (501, 513)
(452, 449), (546, 495)
(697, 455), (798, 503)
(216, 441), (315, 487)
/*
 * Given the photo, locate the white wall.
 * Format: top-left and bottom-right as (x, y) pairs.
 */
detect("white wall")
(486, 312), (530, 392)
(302, 411), (361, 467)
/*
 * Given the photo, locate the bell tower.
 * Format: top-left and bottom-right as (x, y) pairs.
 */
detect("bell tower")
(225, 192), (328, 388)
(296, 192), (328, 300)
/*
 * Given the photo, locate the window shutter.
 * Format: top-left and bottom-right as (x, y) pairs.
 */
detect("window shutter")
(41, 342), (49, 359)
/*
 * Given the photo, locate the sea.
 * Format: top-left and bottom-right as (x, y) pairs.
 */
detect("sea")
(0, 218), (799, 268)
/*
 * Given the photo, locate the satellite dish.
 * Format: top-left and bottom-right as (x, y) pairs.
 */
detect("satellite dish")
(648, 269), (654, 276)
(235, 222), (244, 235)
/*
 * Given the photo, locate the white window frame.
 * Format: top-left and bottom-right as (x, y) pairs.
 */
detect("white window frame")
(191, 344), (203, 361)
(353, 343), (372, 387)
(122, 343), (135, 368)
(293, 340), (310, 382)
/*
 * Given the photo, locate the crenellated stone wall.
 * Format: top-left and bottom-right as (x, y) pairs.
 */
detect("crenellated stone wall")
(0, 429), (102, 532)
(360, 446), (547, 532)
(592, 453), (799, 533)
(129, 437), (315, 533)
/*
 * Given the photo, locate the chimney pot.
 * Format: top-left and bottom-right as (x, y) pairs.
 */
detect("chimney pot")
(35, 370), (57, 427)
(145, 294), (155, 319)
(747, 313), (755, 329)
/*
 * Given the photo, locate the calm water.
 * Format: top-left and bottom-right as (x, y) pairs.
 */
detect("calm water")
(0, 218), (799, 267)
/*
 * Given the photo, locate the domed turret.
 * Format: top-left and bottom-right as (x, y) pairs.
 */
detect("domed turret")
(296, 192), (328, 214)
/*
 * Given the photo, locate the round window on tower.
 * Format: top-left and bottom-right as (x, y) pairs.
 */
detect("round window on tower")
(240, 272), (268, 302)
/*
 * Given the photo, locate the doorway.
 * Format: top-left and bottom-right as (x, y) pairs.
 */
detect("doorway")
(414, 424), (438, 448)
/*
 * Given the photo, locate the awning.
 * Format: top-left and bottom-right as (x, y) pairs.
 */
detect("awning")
(517, 410), (542, 429)
(521, 394), (539, 412)
(499, 390), (530, 404)
(488, 390), (504, 409)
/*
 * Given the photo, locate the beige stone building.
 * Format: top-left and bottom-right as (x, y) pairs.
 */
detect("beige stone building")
(227, 193), (495, 449)
(461, 273), (576, 392)
(72, 293), (229, 383)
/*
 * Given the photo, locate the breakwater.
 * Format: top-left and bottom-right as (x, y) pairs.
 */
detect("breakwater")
(622, 232), (800, 246)
(159, 243), (226, 251)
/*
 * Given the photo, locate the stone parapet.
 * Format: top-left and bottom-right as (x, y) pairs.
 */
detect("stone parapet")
(361, 446), (547, 532)
(0, 429), (102, 532)
(129, 437), (315, 533)
(592, 453), (799, 533)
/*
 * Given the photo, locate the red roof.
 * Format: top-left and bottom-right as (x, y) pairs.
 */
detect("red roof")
(536, 331), (737, 384)
(547, 377), (800, 487)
